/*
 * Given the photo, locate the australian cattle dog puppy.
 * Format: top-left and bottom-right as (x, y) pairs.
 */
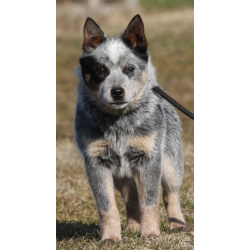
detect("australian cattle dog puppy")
(75, 15), (187, 242)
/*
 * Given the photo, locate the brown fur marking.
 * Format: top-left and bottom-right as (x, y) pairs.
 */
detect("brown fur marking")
(99, 208), (121, 241)
(129, 71), (147, 106)
(84, 79), (100, 92)
(140, 205), (160, 237)
(127, 131), (157, 153)
(162, 154), (186, 230)
(83, 29), (104, 51)
(163, 191), (186, 231)
(92, 94), (127, 116)
(85, 74), (90, 83)
(138, 170), (160, 237)
(162, 154), (182, 190)
(124, 20), (147, 50)
(99, 174), (121, 241)
(86, 139), (110, 157)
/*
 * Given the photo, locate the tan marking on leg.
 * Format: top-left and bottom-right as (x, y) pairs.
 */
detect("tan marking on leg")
(99, 174), (121, 242)
(162, 154), (182, 189)
(164, 191), (186, 231)
(140, 204), (160, 237)
(138, 171), (160, 238)
(127, 131), (158, 153)
(99, 210), (121, 242)
(86, 139), (110, 158)
(162, 154), (186, 230)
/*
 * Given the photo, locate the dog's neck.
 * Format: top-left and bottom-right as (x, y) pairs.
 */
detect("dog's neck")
(77, 87), (159, 134)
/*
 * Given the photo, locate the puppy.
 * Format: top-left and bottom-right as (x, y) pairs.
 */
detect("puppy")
(75, 15), (187, 242)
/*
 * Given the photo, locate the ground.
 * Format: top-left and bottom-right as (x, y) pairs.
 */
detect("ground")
(57, 2), (194, 249)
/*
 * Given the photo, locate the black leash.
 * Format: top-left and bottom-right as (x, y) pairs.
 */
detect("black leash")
(152, 86), (194, 120)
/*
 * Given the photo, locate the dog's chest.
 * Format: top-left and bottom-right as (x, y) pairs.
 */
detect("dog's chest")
(89, 131), (158, 178)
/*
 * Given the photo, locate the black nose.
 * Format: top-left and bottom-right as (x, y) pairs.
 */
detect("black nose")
(111, 87), (124, 100)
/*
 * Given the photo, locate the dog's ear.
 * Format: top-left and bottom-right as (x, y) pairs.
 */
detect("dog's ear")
(122, 14), (148, 53)
(82, 17), (105, 51)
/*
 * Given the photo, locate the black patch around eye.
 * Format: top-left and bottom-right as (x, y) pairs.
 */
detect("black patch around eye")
(95, 66), (106, 76)
(79, 56), (110, 89)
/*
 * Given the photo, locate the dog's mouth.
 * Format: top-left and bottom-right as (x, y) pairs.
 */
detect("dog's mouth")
(107, 101), (129, 109)
(109, 102), (128, 105)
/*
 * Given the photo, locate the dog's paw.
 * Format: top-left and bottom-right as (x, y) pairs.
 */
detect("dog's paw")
(126, 222), (140, 232)
(169, 217), (188, 232)
(101, 235), (121, 243)
(141, 232), (160, 238)
(170, 224), (188, 233)
(141, 229), (160, 238)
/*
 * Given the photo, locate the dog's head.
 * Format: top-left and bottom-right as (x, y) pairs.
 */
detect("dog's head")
(79, 15), (149, 112)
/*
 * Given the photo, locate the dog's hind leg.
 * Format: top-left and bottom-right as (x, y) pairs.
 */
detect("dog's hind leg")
(114, 178), (140, 231)
(162, 154), (187, 231)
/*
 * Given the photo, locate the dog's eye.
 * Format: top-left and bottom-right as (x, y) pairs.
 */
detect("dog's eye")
(127, 66), (135, 73)
(122, 65), (136, 76)
(95, 66), (105, 76)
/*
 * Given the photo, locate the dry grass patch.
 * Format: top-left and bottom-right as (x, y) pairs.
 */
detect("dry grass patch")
(56, 139), (193, 249)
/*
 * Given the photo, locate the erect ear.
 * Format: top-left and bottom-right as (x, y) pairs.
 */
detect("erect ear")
(122, 14), (148, 53)
(82, 17), (105, 51)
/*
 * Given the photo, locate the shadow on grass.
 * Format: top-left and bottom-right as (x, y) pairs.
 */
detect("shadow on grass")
(56, 221), (100, 241)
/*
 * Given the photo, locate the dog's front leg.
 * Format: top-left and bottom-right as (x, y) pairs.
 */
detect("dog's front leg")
(138, 157), (162, 238)
(85, 164), (121, 242)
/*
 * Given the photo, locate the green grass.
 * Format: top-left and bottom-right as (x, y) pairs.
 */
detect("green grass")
(57, 3), (193, 249)
(140, 0), (194, 9)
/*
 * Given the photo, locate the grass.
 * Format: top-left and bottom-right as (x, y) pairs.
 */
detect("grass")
(57, 2), (193, 249)
(140, 0), (194, 9)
